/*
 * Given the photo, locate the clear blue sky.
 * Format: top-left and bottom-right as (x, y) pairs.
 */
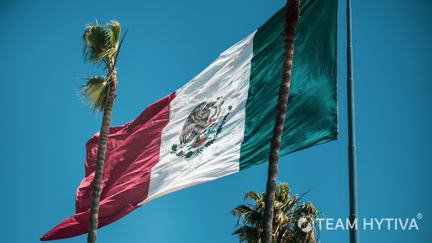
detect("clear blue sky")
(1, 0), (431, 242)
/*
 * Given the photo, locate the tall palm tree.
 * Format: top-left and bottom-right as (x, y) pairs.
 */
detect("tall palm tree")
(232, 183), (318, 243)
(80, 20), (125, 243)
(263, 1), (301, 242)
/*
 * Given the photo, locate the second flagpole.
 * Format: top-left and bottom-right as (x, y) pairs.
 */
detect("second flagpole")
(346, 0), (359, 243)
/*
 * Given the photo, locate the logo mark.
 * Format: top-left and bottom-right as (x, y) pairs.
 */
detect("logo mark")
(297, 216), (313, 233)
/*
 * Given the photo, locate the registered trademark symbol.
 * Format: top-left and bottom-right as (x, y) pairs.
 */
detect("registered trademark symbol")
(416, 213), (423, 220)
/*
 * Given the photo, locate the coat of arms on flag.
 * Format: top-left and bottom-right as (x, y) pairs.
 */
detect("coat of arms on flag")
(171, 96), (232, 159)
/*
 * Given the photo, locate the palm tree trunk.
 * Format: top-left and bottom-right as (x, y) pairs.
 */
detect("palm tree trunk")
(262, 1), (300, 243)
(87, 69), (117, 243)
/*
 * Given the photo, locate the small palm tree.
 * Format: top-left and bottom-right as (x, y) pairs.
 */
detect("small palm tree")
(80, 20), (126, 243)
(232, 183), (318, 243)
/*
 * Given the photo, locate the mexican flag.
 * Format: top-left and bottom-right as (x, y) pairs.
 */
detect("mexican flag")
(42, 0), (337, 240)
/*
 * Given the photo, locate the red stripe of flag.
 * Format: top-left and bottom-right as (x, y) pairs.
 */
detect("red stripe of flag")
(41, 93), (175, 241)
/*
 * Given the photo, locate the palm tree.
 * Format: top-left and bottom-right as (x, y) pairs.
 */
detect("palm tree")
(263, 1), (301, 242)
(232, 183), (317, 243)
(80, 20), (125, 243)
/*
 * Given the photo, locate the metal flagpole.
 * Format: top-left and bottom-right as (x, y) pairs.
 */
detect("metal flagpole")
(346, 0), (359, 243)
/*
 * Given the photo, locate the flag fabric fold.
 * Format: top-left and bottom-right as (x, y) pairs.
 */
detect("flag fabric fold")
(42, 0), (337, 240)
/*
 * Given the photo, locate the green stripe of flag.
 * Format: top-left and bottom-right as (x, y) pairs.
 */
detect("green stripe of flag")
(240, 0), (338, 169)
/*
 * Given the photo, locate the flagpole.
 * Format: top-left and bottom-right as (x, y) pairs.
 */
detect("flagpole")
(346, 0), (359, 243)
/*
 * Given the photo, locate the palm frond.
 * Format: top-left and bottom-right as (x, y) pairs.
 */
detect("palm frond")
(80, 76), (109, 111)
(275, 182), (290, 204)
(244, 191), (265, 208)
(107, 20), (121, 49)
(232, 204), (263, 226)
(294, 202), (318, 218)
(232, 225), (261, 243)
(83, 21), (121, 66)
